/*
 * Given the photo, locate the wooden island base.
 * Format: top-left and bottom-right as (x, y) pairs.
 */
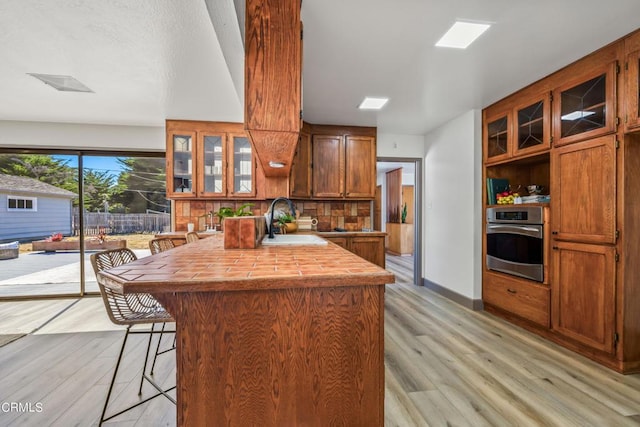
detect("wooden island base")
(155, 284), (384, 426)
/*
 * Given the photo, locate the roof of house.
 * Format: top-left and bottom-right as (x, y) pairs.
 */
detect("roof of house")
(0, 174), (77, 198)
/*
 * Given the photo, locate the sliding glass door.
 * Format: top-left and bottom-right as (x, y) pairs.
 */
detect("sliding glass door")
(0, 151), (167, 299)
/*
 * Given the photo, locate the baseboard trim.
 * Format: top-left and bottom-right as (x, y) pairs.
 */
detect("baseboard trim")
(422, 278), (484, 311)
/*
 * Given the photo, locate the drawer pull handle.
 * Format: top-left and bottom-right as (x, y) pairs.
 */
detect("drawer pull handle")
(507, 288), (517, 294)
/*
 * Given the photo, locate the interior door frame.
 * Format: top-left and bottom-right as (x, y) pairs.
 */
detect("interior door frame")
(377, 156), (423, 287)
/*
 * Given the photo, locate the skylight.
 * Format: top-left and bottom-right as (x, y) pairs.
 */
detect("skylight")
(27, 73), (93, 93)
(435, 21), (491, 49)
(358, 97), (389, 110)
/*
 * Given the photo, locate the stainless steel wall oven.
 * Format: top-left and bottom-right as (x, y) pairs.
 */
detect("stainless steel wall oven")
(486, 206), (544, 282)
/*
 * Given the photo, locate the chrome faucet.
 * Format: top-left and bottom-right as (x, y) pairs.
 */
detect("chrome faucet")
(267, 197), (296, 238)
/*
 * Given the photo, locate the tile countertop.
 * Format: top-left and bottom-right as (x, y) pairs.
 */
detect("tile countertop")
(99, 233), (395, 294)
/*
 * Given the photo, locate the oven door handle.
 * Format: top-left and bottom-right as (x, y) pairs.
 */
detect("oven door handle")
(486, 224), (543, 238)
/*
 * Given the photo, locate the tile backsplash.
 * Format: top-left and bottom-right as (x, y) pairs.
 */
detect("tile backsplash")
(174, 200), (372, 232)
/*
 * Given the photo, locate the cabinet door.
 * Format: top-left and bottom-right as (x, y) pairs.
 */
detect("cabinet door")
(552, 61), (617, 146)
(350, 236), (385, 268)
(197, 132), (226, 197)
(513, 93), (551, 157)
(625, 50), (640, 131)
(312, 135), (344, 198)
(325, 236), (348, 249)
(552, 241), (616, 354)
(345, 136), (376, 198)
(290, 131), (311, 198)
(484, 110), (512, 164)
(551, 136), (616, 244)
(167, 130), (197, 198)
(227, 134), (256, 197)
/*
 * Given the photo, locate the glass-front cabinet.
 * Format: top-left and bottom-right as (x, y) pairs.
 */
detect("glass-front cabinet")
(514, 93), (551, 157)
(229, 134), (256, 197)
(552, 61), (617, 146)
(167, 130), (197, 198)
(484, 110), (512, 164)
(197, 133), (225, 197)
(166, 121), (258, 199)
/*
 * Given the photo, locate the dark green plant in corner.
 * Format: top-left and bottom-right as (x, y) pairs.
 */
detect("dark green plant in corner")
(401, 203), (407, 223)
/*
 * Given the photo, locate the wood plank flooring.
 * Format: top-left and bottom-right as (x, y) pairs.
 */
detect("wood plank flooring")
(1, 257), (639, 426)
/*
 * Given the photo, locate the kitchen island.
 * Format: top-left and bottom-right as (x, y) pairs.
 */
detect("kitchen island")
(97, 234), (394, 426)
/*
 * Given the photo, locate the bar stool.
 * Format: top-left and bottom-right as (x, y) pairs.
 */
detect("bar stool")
(90, 248), (176, 425)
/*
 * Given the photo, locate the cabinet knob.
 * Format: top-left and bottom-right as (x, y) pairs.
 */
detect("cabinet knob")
(552, 246), (559, 250)
(507, 288), (517, 294)
(552, 231), (558, 235)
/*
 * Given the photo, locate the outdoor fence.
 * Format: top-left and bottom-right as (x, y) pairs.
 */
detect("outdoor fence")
(73, 212), (170, 236)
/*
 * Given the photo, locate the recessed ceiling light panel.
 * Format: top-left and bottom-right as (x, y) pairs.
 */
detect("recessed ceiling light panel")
(27, 73), (93, 93)
(435, 21), (491, 49)
(358, 97), (389, 110)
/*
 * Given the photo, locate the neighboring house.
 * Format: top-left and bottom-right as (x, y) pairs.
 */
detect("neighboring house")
(0, 174), (76, 243)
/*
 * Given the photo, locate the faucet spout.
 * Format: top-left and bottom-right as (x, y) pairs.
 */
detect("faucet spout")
(267, 197), (296, 238)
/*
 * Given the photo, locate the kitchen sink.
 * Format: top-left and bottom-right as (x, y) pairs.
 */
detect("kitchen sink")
(261, 234), (328, 246)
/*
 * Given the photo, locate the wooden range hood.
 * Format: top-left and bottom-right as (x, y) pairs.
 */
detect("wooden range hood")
(244, 0), (302, 178)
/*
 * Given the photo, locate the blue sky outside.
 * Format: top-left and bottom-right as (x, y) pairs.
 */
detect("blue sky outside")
(53, 155), (124, 181)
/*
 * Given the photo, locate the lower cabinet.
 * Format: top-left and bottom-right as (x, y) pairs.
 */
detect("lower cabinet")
(552, 241), (616, 354)
(483, 271), (550, 327)
(324, 235), (385, 268)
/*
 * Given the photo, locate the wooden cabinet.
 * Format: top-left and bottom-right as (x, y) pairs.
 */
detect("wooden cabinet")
(290, 130), (312, 198)
(312, 134), (376, 199)
(551, 135), (617, 244)
(552, 241), (616, 353)
(386, 223), (414, 256)
(324, 234), (385, 268)
(481, 32), (640, 373)
(483, 92), (551, 164)
(312, 135), (344, 198)
(166, 121), (261, 199)
(483, 271), (550, 327)
(624, 45), (640, 131)
(552, 61), (618, 147)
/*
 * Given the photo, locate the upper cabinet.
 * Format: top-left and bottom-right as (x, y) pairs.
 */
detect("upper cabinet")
(290, 130), (312, 198)
(514, 94), (551, 157)
(624, 31), (640, 132)
(310, 128), (376, 199)
(552, 61), (618, 147)
(484, 92), (551, 164)
(625, 50), (640, 131)
(168, 130), (197, 197)
(166, 121), (261, 199)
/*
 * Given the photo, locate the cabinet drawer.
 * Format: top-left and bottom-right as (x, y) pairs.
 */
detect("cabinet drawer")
(484, 273), (550, 327)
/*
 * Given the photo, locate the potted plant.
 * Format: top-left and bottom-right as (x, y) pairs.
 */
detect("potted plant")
(277, 212), (298, 234)
(212, 203), (254, 230)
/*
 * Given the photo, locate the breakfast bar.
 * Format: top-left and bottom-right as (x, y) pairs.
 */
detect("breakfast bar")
(97, 234), (395, 426)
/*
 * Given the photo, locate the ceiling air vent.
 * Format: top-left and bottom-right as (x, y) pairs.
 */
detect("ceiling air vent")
(27, 73), (93, 93)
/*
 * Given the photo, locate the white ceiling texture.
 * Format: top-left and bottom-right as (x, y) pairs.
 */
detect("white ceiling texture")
(1, 0), (639, 136)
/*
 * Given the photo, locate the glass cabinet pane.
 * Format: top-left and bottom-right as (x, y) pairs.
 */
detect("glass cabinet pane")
(233, 136), (253, 194)
(560, 73), (606, 138)
(487, 116), (509, 158)
(517, 100), (544, 150)
(203, 135), (223, 193)
(172, 134), (193, 193)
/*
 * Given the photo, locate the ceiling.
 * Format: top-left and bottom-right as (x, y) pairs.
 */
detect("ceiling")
(1, 0), (640, 137)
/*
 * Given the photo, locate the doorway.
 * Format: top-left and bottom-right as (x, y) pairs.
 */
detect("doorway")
(376, 157), (422, 286)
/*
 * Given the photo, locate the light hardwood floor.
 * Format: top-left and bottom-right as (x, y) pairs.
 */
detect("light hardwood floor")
(1, 259), (639, 426)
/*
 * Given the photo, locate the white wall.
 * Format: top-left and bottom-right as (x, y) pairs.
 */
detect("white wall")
(0, 121), (165, 152)
(423, 110), (482, 300)
(377, 133), (425, 158)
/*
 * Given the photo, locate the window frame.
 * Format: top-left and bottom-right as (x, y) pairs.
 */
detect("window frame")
(7, 195), (38, 212)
